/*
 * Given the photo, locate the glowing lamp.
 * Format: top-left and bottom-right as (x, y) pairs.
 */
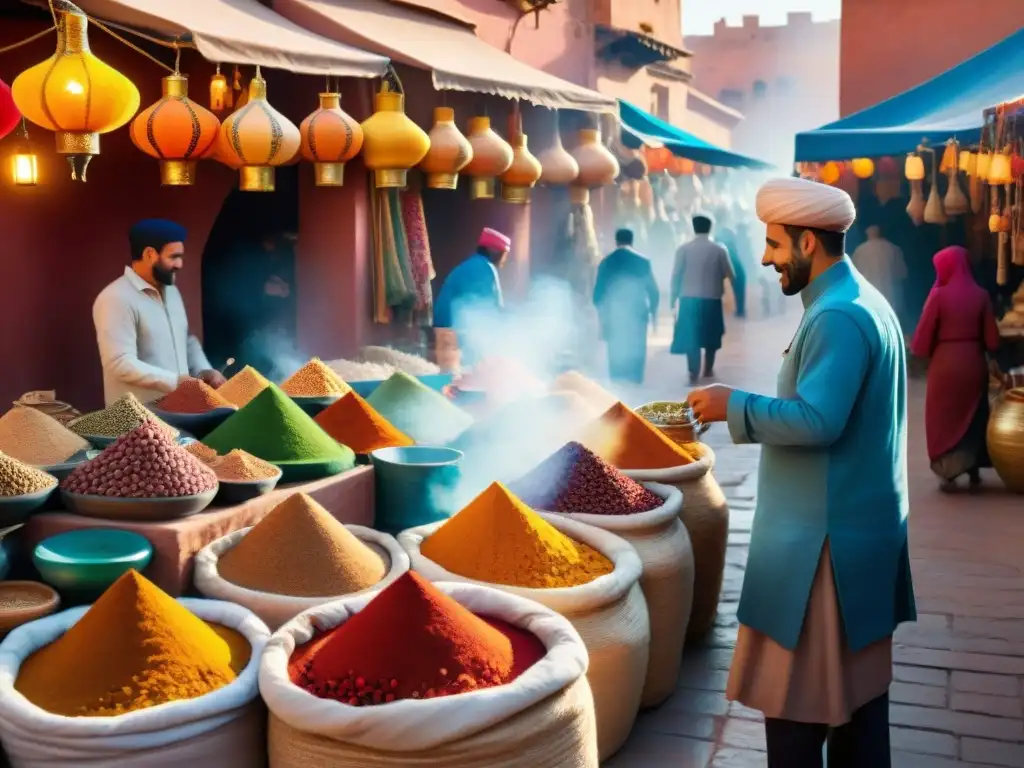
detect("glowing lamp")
(644, 145), (672, 175)
(819, 161), (841, 185)
(209, 65), (230, 112)
(959, 151), (975, 174)
(9, 119), (38, 186)
(12, 7), (139, 181)
(904, 154), (925, 181)
(537, 126), (578, 186)
(988, 152), (1012, 185)
(0, 78), (20, 141)
(419, 106), (472, 190)
(851, 158), (874, 179)
(464, 116), (513, 200)
(976, 152), (992, 180)
(499, 124), (542, 204)
(360, 89), (430, 189)
(299, 92), (364, 187)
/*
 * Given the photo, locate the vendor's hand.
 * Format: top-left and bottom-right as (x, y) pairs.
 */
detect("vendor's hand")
(688, 384), (733, 424)
(198, 369), (227, 388)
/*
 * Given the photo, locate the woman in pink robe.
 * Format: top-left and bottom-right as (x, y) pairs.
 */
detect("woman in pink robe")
(910, 246), (1000, 491)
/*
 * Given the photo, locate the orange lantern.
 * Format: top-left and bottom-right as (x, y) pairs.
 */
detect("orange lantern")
(537, 123), (578, 186)
(850, 158), (874, 179)
(419, 106), (472, 190)
(569, 128), (619, 203)
(464, 116), (513, 200)
(499, 114), (542, 204)
(643, 145), (672, 175)
(299, 91), (363, 187)
(668, 155), (695, 176)
(819, 161), (841, 185)
(130, 74), (220, 186)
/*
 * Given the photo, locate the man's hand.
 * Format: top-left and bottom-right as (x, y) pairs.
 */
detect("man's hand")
(198, 369), (227, 388)
(688, 383), (733, 424)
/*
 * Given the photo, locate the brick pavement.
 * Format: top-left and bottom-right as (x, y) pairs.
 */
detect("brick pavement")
(603, 310), (1024, 767)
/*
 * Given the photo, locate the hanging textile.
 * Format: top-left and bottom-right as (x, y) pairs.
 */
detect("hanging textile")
(400, 189), (436, 324)
(370, 186), (389, 324)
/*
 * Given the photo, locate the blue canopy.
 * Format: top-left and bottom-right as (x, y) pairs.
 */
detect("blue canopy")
(618, 99), (773, 170)
(795, 28), (1024, 162)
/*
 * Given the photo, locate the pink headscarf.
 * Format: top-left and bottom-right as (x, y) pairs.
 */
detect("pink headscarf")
(931, 245), (975, 289)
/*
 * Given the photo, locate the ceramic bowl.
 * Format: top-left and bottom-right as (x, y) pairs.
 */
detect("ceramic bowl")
(60, 486), (218, 522)
(213, 467), (284, 505)
(33, 529), (153, 593)
(149, 407), (236, 439)
(0, 481), (58, 528)
(0, 581), (60, 635)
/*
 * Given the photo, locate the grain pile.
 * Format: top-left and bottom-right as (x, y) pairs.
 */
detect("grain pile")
(0, 451), (57, 497)
(325, 359), (395, 383)
(281, 358), (351, 398)
(218, 366), (271, 408)
(218, 493), (386, 597)
(156, 378), (235, 414)
(213, 450), (280, 482)
(69, 394), (179, 440)
(358, 346), (440, 376)
(62, 421), (218, 498)
(0, 406), (90, 465)
(185, 441), (219, 463)
(367, 371), (472, 445)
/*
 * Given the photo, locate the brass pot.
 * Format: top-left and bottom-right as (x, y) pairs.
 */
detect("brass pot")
(987, 389), (1024, 493)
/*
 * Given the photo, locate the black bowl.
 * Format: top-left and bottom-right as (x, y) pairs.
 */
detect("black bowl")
(213, 469), (283, 505)
(60, 486), (218, 522)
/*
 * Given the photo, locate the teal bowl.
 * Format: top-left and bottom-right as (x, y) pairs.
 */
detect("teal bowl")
(33, 529), (153, 593)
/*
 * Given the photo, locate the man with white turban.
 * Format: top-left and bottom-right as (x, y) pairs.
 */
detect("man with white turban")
(688, 177), (914, 767)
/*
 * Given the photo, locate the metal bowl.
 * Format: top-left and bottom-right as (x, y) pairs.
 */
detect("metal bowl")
(149, 407), (236, 439)
(0, 482), (58, 528)
(33, 529), (153, 594)
(213, 468), (284, 505)
(60, 486), (219, 522)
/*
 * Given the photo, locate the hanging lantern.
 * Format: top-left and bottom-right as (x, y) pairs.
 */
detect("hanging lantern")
(499, 114), (542, 204)
(204, 129), (243, 170)
(419, 106), (472, 190)
(12, 5), (140, 181)
(904, 154), (925, 181)
(10, 118), (38, 187)
(668, 156), (695, 176)
(906, 180), (925, 225)
(851, 158), (874, 179)
(537, 118), (578, 186)
(131, 74), (220, 186)
(464, 116), (513, 200)
(820, 161), (841, 185)
(939, 141), (958, 173)
(209, 64), (230, 113)
(959, 150), (976, 175)
(644, 145), (672, 175)
(976, 151), (992, 180)
(231, 67), (248, 110)
(944, 172), (968, 216)
(219, 68), (300, 192)
(988, 152), (1013, 185)
(569, 128), (619, 204)
(923, 181), (946, 224)
(299, 91), (363, 187)
(0, 78), (20, 141)
(360, 87), (430, 189)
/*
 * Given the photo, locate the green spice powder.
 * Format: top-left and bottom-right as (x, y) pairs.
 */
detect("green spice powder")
(367, 372), (473, 446)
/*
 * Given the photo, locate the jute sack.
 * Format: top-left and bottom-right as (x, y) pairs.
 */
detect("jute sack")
(0, 599), (270, 768)
(260, 582), (598, 768)
(623, 444), (729, 639)
(542, 483), (694, 708)
(399, 516), (649, 761)
(194, 525), (410, 630)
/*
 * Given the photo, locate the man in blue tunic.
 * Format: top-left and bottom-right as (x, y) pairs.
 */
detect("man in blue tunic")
(688, 178), (915, 767)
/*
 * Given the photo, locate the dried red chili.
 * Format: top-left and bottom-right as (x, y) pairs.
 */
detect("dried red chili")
(288, 571), (544, 706)
(510, 441), (664, 516)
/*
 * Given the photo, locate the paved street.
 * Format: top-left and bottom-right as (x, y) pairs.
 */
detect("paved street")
(605, 308), (1024, 767)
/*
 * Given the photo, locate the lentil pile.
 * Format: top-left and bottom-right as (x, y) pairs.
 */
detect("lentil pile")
(0, 451), (56, 497)
(69, 394), (178, 440)
(281, 358), (352, 398)
(367, 371), (473, 445)
(288, 571), (544, 706)
(510, 441), (664, 516)
(16, 570), (250, 717)
(0, 406), (90, 465)
(213, 449), (280, 481)
(314, 392), (413, 454)
(202, 384), (352, 464)
(421, 482), (613, 588)
(580, 402), (698, 470)
(185, 441), (219, 463)
(217, 366), (270, 408)
(62, 421), (218, 498)
(156, 378), (235, 414)
(219, 492), (386, 597)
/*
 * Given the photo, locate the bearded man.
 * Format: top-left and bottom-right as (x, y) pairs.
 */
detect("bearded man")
(688, 177), (915, 768)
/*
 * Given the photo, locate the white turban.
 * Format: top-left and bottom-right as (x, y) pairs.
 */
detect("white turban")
(755, 177), (856, 233)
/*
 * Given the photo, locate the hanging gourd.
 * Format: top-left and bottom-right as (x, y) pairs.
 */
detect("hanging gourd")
(219, 67), (300, 192)
(536, 114), (578, 186)
(943, 140), (968, 216)
(906, 180), (925, 225)
(464, 115), (513, 200)
(499, 112), (542, 204)
(0, 78), (20, 141)
(12, 5), (140, 181)
(850, 158), (874, 179)
(360, 84), (430, 189)
(130, 74), (220, 186)
(569, 127), (620, 204)
(419, 106), (472, 189)
(299, 91), (364, 187)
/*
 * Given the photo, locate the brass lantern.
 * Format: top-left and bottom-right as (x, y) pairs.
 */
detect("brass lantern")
(464, 116), (513, 199)
(419, 107), (472, 189)
(299, 92), (364, 187)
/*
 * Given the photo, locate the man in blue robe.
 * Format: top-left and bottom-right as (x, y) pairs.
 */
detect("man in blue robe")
(688, 178), (915, 768)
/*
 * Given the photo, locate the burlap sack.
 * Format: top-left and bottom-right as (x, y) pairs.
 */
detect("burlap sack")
(0, 599), (269, 768)
(194, 525), (409, 630)
(623, 445), (729, 639)
(260, 582), (597, 768)
(543, 483), (694, 707)
(399, 516), (648, 760)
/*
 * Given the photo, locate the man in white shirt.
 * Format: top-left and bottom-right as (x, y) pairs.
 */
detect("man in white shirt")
(851, 224), (907, 315)
(93, 219), (225, 405)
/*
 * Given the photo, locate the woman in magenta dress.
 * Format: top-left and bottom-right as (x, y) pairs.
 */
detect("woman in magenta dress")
(910, 246), (1000, 491)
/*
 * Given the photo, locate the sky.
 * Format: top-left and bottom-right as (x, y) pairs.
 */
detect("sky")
(684, 0), (842, 36)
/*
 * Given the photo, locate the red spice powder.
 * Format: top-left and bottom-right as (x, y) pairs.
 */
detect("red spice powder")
(510, 441), (663, 516)
(289, 571), (544, 706)
(157, 378), (235, 414)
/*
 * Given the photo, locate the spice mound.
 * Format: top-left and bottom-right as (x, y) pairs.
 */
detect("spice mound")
(326, 358), (396, 383)
(0, 451), (56, 497)
(580, 402), (697, 470)
(552, 371), (618, 416)
(62, 421), (218, 498)
(0, 406), (90, 465)
(367, 371), (473, 445)
(218, 366), (271, 408)
(314, 391), (413, 454)
(289, 571), (544, 705)
(202, 384), (352, 464)
(281, 358), (352, 398)
(421, 482), (613, 588)
(69, 393), (179, 440)
(213, 449), (280, 482)
(219, 492), (386, 597)
(185, 441), (219, 464)
(511, 442), (663, 516)
(15, 570), (249, 717)
(156, 378), (235, 414)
